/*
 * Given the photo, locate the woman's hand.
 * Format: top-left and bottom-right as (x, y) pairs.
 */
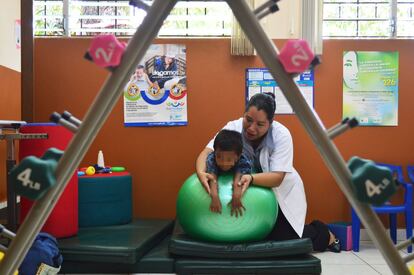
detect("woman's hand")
(238, 174), (253, 195)
(197, 171), (215, 195)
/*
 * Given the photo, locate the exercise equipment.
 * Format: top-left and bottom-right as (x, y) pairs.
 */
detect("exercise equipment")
(169, 222), (312, 258)
(59, 219), (174, 264)
(327, 117), (359, 139)
(279, 39), (315, 73)
(10, 148), (63, 200)
(177, 173), (277, 243)
(58, 219), (321, 274)
(85, 34), (126, 69)
(1, 1), (410, 274)
(19, 123), (78, 239)
(78, 171), (132, 227)
(352, 163), (413, 253)
(254, 0), (280, 20)
(0, 120), (48, 231)
(348, 156), (398, 206)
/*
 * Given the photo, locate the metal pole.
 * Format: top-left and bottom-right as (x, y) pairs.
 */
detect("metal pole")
(6, 139), (17, 232)
(0, 1), (178, 273)
(226, 1), (409, 274)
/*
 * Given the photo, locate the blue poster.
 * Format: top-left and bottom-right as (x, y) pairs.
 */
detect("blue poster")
(246, 68), (314, 114)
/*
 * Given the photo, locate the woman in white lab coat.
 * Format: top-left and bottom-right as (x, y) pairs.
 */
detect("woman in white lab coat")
(196, 92), (339, 252)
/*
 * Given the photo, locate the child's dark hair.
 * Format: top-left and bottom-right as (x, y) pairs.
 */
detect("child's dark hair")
(137, 64), (145, 70)
(246, 92), (276, 122)
(213, 130), (243, 155)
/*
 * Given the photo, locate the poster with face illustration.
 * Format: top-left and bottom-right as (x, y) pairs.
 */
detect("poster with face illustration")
(123, 44), (187, 127)
(343, 51), (398, 126)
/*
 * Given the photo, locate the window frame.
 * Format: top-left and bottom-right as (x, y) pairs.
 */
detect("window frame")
(33, 0), (232, 37)
(323, 0), (414, 39)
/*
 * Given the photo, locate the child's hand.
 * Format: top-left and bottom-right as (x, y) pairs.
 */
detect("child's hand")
(229, 196), (245, 218)
(210, 197), (222, 213)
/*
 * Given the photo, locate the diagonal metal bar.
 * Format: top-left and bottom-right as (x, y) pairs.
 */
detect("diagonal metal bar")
(226, 0), (409, 274)
(0, 0), (178, 274)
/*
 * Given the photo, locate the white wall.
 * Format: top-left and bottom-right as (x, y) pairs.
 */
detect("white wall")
(260, 0), (302, 39)
(0, 0), (21, 72)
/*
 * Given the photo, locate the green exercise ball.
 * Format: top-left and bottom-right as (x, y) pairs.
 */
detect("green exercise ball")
(177, 173), (278, 243)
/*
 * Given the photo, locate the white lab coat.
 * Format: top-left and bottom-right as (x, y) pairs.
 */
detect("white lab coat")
(207, 118), (307, 237)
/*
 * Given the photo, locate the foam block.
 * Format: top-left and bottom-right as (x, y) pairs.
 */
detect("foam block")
(19, 123), (78, 238)
(78, 172), (132, 227)
(328, 222), (352, 251)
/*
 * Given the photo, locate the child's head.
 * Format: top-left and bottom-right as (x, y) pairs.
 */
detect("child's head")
(135, 65), (145, 78)
(213, 130), (243, 172)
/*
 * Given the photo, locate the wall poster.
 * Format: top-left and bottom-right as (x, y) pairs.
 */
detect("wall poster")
(246, 68), (314, 114)
(124, 44), (187, 127)
(343, 51), (399, 126)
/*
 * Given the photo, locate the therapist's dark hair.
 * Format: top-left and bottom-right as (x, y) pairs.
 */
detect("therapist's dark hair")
(246, 92), (276, 122)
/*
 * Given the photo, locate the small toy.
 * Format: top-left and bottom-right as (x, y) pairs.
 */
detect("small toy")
(93, 164), (111, 174)
(85, 166), (96, 176)
(111, 166), (126, 172)
(80, 151), (124, 175)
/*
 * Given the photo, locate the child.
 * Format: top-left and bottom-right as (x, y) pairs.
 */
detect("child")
(129, 65), (152, 89)
(206, 129), (252, 217)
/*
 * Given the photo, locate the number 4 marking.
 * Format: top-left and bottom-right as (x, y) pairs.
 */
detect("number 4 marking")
(17, 168), (41, 190)
(365, 179), (382, 197)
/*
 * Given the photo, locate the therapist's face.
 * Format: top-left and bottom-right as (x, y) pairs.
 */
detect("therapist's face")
(243, 106), (271, 141)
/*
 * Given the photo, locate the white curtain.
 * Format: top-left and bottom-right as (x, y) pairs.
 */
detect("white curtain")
(231, 0), (256, 56)
(301, 0), (323, 55)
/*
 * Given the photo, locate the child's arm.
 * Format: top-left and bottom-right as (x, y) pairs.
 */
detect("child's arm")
(230, 172), (245, 218)
(209, 174), (222, 213)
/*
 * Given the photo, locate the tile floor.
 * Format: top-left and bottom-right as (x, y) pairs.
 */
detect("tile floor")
(65, 240), (412, 275)
(313, 240), (409, 275)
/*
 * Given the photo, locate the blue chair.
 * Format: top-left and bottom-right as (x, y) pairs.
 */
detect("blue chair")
(351, 163), (413, 252)
(407, 165), (414, 187)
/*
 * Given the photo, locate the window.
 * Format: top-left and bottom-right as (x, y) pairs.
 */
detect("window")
(34, 0), (232, 37)
(323, 0), (414, 38)
(34, 0), (64, 36)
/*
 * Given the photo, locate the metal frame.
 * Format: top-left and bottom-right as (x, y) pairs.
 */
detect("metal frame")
(0, 0), (410, 274)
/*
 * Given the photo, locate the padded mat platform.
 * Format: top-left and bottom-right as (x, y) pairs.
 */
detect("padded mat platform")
(60, 235), (175, 274)
(169, 222), (313, 258)
(175, 254), (321, 275)
(58, 219), (174, 264)
(61, 234), (321, 274)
